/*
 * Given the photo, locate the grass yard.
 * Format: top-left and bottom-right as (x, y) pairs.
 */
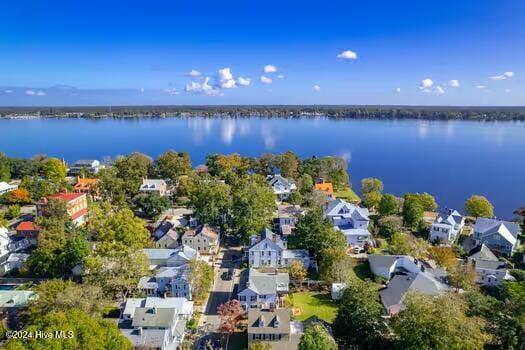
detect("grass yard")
(286, 292), (338, 323)
(333, 186), (360, 203)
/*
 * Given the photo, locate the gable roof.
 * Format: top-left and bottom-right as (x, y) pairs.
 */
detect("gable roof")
(239, 268), (289, 295)
(250, 228), (285, 250)
(132, 307), (176, 328)
(468, 244), (498, 262)
(248, 309), (291, 335)
(324, 198), (369, 220)
(475, 259), (506, 270)
(16, 221), (40, 232)
(433, 208), (463, 227)
(51, 192), (85, 202)
(183, 224), (219, 241)
(315, 182), (334, 195)
(474, 218), (520, 246)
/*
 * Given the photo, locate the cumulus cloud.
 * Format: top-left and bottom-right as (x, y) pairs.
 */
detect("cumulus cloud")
(216, 68), (237, 89)
(313, 85), (321, 92)
(435, 86), (445, 95)
(237, 77), (251, 86)
(264, 65), (277, 73)
(163, 88), (180, 95)
(185, 77), (223, 96)
(4, 90), (13, 94)
(490, 71), (514, 80)
(419, 78), (434, 92)
(476, 85), (486, 89)
(336, 50), (358, 60)
(185, 69), (202, 77)
(260, 76), (273, 84)
(448, 79), (460, 87)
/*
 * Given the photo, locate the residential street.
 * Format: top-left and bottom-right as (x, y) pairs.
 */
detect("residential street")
(194, 236), (242, 349)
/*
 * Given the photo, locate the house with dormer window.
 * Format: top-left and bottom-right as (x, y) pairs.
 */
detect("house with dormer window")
(473, 218), (520, 256)
(324, 198), (371, 248)
(248, 229), (310, 268)
(429, 208), (465, 243)
(238, 269), (289, 310)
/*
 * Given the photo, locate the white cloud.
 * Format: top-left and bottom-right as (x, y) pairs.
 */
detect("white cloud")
(490, 71), (515, 80)
(140, 87), (145, 93)
(260, 76), (273, 84)
(419, 78), (434, 91)
(163, 88), (180, 95)
(277, 74), (285, 79)
(395, 87), (401, 93)
(505, 88), (512, 93)
(185, 77), (223, 96)
(237, 77), (251, 86)
(336, 50), (358, 60)
(435, 86), (445, 95)
(476, 85), (486, 89)
(185, 69), (202, 77)
(313, 85), (321, 92)
(264, 65), (277, 73)
(216, 67), (237, 89)
(4, 90), (13, 94)
(25, 90), (46, 96)
(448, 79), (460, 87)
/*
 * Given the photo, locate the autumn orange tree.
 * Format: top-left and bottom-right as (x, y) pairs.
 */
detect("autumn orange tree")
(7, 188), (31, 204)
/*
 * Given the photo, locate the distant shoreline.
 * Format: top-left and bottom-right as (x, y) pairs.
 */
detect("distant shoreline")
(1, 105), (525, 121)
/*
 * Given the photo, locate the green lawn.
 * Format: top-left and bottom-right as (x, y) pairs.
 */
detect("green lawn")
(333, 186), (360, 203)
(286, 292), (338, 323)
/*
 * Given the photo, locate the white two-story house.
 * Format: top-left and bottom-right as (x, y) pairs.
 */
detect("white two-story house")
(267, 175), (296, 202)
(429, 208), (465, 243)
(248, 229), (310, 269)
(238, 269), (289, 310)
(324, 198), (371, 249)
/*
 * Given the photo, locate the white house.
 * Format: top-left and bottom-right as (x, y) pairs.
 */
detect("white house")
(368, 255), (422, 280)
(429, 209), (465, 243)
(143, 245), (199, 269)
(248, 229), (310, 269)
(0, 227), (30, 274)
(267, 175), (296, 201)
(181, 224), (220, 255)
(473, 218), (521, 256)
(139, 179), (168, 197)
(324, 198), (371, 248)
(138, 265), (193, 300)
(0, 182), (17, 196)
(69, 159), (104, 175)
(238, 269), (289, 310)
(273, 204), (305, 236)
(468, 244), (515, 286)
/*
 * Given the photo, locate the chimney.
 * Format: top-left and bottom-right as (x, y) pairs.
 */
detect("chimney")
(137, 327), (143, 335)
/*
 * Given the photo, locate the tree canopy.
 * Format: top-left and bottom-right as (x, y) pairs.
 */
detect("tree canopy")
(464, 195), (494, 218)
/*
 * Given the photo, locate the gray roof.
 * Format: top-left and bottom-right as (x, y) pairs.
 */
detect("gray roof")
(468, 244), (498, 262)
(474, 218), (520, 245)
(434, 208), (463, 227)
(282, 249), (309, 260)
(71, 159), (98, 167)
(380, 272), (448, 311)
(132, 307), (176, 328)
(324, 198), (369, 220)
(248, 308), (291, 335)
(156, 265), (188, 279)
(475, 259), (506, 270)
(267, 175), (295, 189)
(121, 328), (168, 348)
(239, 269), (289, 295)
(368, 255), (408, 270)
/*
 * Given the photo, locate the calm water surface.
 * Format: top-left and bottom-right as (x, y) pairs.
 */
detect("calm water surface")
(1, 117), (524, 218)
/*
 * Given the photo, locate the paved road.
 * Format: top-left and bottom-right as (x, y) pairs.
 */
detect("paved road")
(194, 236), (242, 349)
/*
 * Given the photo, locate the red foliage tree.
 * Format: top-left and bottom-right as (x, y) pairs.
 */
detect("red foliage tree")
(217, 299), (244, 337)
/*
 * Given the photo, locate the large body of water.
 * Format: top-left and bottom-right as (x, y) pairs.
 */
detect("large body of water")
(0, 117), (524, 218)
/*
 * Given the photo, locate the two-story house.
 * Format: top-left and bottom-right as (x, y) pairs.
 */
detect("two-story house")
(238, 269), (289, 310)
(429, 208), (465, 243)
(120, 297), (192, 350)
(468, 244), (515, 286)
(138, 265), (193, 300)
(273, 204), (305, 237)
(248, 229), (310, 269)
(324, 198), (371, 249)
(182, 224), (220, 255)
(140, 179), (168, 197)
(473, 218), (521, 256)
(36, 192), (88, 225)
(267, 175), (296, 202)
(248, 309), (292, 346)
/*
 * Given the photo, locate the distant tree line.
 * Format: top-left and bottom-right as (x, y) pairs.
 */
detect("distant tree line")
(2, 105), (525, 121)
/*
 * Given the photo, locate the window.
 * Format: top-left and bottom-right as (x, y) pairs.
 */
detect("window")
(251, 295), (257, 301)
(239, 295), (246, 301)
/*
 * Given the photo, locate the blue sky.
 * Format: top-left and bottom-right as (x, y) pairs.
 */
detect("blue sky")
(0, 0), (524, 106)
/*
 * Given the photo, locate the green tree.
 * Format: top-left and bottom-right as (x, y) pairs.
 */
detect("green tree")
(113, 152), (153, 196)
(155, 150), (192, 180)
(133, 192), (170, 219)
(231, 175), (275, 239)
(289, 260), (307, 287)
(333, 280), (387, 349)
(402, 194), (424, 229)
(83, 249), (149, 300)
(5, 309), (131, 350)
(42, 157), (67, 182)
(378, 193), (399, 216)
(187, 259), (214, 301)
(418, 192), (438, 211)
(96, 167), (127, 207)
(0, 153), (11, 182)
(377, 215), (403, 237)
(41, 197), (70, 221)
(19, 176), (56, 201)
(0, 213), (7, 227)
(206, 153), (250, 177)
(389, 232), (411, 255)
(363, 191), (382, 210)
(189, 177), (232, 225)
(361, 177), (384, 194)
(391, 292), (489, 350)
(88, 203), (150, 253)
(6, 204), (21, 219)
(249, 342), (272, 350)
(319, 247), (352, 284)
(277, 151), (300, 179)
(464, 195), (494, 218)
(299, 323), (338, 350)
